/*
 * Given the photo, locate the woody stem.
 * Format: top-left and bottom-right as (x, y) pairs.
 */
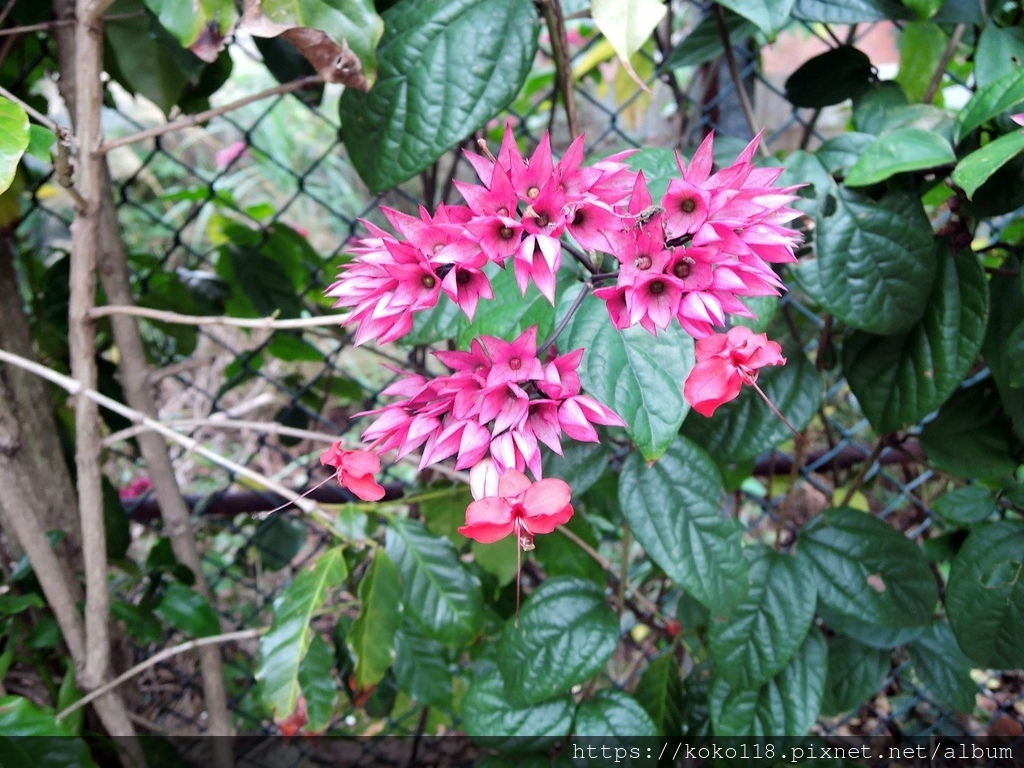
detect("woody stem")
(538, 281), (592, 357)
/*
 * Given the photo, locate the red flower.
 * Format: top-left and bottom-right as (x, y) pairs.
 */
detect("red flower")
(320, 443), (386, 501)
(683, 326), (786, 417)
(459, 468), (573, 549)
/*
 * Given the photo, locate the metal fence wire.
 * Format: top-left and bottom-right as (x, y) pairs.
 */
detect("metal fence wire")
(8, 0), (1024, 751)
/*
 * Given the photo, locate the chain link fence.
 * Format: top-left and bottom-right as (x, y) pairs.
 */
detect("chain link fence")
(8, 0), (1022, 750)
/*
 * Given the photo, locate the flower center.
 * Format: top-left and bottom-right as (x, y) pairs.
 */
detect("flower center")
(456, 271), (471, 285)
(680, 197), (697, 213)
(497, 206), (509, 216)
(527, 186), (540, 199)
(433, 243), (444, 254)
(649, 280), (665, 295)
(634, 254), (653, 270)
(511, 507), (535, 550)
(499, 225), (514, 240)
(673, 257), (694, 279)
(509, 357), (522, 370)
(421, 274), (436, 289)
(535, 213), (549, 228)
(572, 208), (586, 226)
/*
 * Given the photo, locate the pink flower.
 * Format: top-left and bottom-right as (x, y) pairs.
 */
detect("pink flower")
(1013, 113), (1024, 129)
(683, 326), (786, 417)
(320, 442), (386, 501)
(215, 140), (247, 169)
(458, 468), (573, 549)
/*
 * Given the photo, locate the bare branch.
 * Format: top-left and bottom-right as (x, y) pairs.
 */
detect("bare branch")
(713, 3), (769, 157)
(923, 24), (966, 105)
(99, 75), (323, 154)
(90, 304), (345, 330)
(57, 629), (265, 723)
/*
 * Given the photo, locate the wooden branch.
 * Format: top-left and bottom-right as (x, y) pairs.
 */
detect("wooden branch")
(713, 3), (770, 157)
(89, 304), (345, 330)
(99, 75), (323, 154)
(57, 629), (264, 723)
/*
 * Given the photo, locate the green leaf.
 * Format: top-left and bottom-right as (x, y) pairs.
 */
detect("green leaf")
(349, 551), (403, 688)
(298, 632), (338, 732)
(252, 515), (307, 571)
(842, 247), (989, 433)
(0, 737), (33, 768)
(385, 517), (484, 647)
(953, 129), (1024, 199)
(821, 635), (890, 715)
(661, 10), (758, 71)
(256, 547), (348, 719)
(339, 0), (539, 192)
(709, 547), (817, 690)
(456, 267), (559, 349)
(0, 593), (44, 615)
(0, 696), (73, 736)
(793, 0), (909, 22)
(900, 0), (944, 19)
(463, 660), (573, 751)
(392, 622), (453, 706)
(471, 536), (518, 587)
(814, 186), (936, 334)
(919, 380), (1020, 479)
(216, 245), (305, 319)
(1008, 321), (1024, 388)
(0, 97), (29, 196)
(497, 577), (618, 706)
(618, 437), (748, 615)
(626, 148), (679, 202)
(845, 128), (955, 187)
(953, 66), (1024, 144)
(143, 0), (237, 53)
(633, 652), (685, 738)
(682, 352), (821, 462)
(784, 46), (874, 108)
(55, 665), (84, 736)
(543, 441), (610, 497)
(532, 512), (606, 584)
(983, 268), (1024, 441)
(946, 519), (1024, 668)
(563, 293), (695, 460)
(975, 23), (1024, 88)
(155, 582), (221, 638)
(798, 508), (938, 632)
(933, 486), (998, 527)
(717, 0), (795, 37)
(909, 622), (977, 713)
(896, 23), (946, 101)
(248, 0), (383, 85)
(709, 627), (827, 737)
(591, 0), (667, 81)
(575, 689), (658, 737)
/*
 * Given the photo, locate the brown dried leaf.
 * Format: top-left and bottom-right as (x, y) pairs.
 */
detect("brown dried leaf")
(190, 20), (230, 63)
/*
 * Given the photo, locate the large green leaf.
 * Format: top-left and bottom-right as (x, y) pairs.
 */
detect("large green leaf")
(633, 652), (685, 738)
(497, 577), (618, 706)
(349, 551), (403, 689)
(532, 512), (606, 584)
(455, 267), (560, 349)
(975, 22), (1024, 87)
(953, 129), (1024, 199)
(821, 635), (890, 715)
(919, 380), (1020, 479)
(842, 247), (988, 433)
(618, 437), (748, 615)
(793, 0), (909, 22)
(709, 548), (817, 690)
(946, 520), (1024, 668)
(813, 186), (936, 334)
(564, 292), (695, 460)
(661, 10), (758, 71)
(717, 0), (795, 36)
(784, 46), (873, 108)
(575, 689), (658, 737)
(591, 0), (667, 81)
(155, 582), (221, 638)
(845, 128), (955, 187)
(909, 622), (977, 713)
(385, 517), (484, 647)
(953, 66), (1024, 144)
(895, 23), (947, 102)
(682, 352), (821, 462)
(392, 622), (453, 706)
(0, 97), (29, 196)
(709, 627), (827, 737)
(797, 508), (937, 631)
(298, 632), (338, 732)
(0, 697), (96, 768)
(933, 485), (998, 528)
(463, 660), (573, 751)
(256, 547), (348, 719)
(983, 269), (1024, 441)
(340, 0), (538, 192)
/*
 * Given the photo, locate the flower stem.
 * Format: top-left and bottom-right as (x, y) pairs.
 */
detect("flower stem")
(538, 281), (592, 357)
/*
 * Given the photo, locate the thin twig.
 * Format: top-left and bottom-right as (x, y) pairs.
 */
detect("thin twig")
(99, 75), (323, 154)
(561, 239), (600, 274)
(838, 439), (886, 507)
(923, 24), (965, 105)
(0, 348), (323, 517)
(0, 10), (143, 36)
(89, 304), (344, 330)
(56, 629), (265, 722)
(538, 281), (591, 357)
(540, 0), (579, 139)
(0, 84), (65, 137)
(712, 3), (769, 158)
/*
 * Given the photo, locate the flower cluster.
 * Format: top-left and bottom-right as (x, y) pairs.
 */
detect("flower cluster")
(319, 125), (804, 549)
(358, 326), (624, 480)
(325, 129), (637, 345)
(593, 133), (801, 339)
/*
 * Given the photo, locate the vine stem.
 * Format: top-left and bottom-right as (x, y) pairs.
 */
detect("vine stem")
(923, 24), (965, 105)
(99, 75), (323, 154)
(712, 3), (770, 158)
(56, 629), (265, 723)
(540, 0), (579, 139)
(538, 281), (592, 357)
